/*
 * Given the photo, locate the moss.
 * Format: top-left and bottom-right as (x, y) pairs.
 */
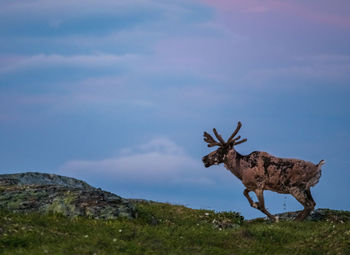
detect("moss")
(43, 192), (78, 217)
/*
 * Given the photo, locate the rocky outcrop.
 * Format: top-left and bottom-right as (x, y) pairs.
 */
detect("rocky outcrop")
(275, 208), (350, 222)
(249, 208), (350, 223)
(0, 172), (136, 219)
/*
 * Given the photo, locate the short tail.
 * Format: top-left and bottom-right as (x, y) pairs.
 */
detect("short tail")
(308, 160), (324, 188)
(317, 160), (325, 168)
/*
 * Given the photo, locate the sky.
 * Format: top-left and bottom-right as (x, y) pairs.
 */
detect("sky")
(0, 0), (349, 219)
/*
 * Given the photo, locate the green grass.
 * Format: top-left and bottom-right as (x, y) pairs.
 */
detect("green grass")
(0, 201), (349, 255)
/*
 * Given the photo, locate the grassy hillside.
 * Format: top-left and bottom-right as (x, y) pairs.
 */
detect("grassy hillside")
(0, 201), (349, 255)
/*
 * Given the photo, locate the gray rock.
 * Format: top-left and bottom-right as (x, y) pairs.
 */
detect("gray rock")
(0, 172), (136, 219)
(0, 172), (94, 190)
(252, 208), (350, 222)
(275, 208), (350, 222)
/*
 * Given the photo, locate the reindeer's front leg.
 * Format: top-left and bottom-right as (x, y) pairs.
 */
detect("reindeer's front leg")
(254, 189), (277, 221)
(243, 189), (257, 208)
(244, 189), (277, 221)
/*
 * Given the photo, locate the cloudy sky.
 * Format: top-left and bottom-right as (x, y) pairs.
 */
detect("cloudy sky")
(1, 0), (349, 219)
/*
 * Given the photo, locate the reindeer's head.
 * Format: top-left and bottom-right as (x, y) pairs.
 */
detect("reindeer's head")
(202, 121), (247, 168)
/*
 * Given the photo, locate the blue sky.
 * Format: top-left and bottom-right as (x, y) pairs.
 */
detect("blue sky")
(1, 0), (349, 219)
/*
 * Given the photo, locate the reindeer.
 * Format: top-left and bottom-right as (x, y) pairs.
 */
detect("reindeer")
(202, 121), (324, 221)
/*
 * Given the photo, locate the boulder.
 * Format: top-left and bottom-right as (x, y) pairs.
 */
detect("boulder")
(275, 208), (350, 222)
(0, 172), (136, 219)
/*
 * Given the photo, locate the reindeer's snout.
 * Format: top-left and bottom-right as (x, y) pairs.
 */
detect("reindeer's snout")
(202, 155), (211, 168)
(202, 150), (224, 168)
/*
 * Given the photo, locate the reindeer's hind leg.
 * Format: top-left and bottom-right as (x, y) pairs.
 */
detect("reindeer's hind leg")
(290, 188), (315, 221)
(254, 189), (276, 221)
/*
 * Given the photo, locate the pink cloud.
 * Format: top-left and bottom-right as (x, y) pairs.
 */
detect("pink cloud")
(200, 0), (270, 13)
(200, 0), (350, 27)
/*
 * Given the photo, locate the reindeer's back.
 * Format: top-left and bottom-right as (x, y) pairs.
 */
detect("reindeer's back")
(243, 151), (322, 193)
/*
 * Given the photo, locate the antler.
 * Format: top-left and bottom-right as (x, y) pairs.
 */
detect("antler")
(226, 121), (247, 146)
(226, 121), (242, 143)
(204, 121), (247, 148)
(203, 132), (222, 147)
(213, 128), (226, 145)
(233, 138), (247, 146)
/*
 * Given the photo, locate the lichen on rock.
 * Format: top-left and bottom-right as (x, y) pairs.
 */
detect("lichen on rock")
(0, 172), (136, 219)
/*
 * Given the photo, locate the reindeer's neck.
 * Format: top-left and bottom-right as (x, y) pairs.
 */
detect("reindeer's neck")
(223, 150), (248, 180)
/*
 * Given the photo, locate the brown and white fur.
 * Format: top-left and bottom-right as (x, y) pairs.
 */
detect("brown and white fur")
(202, 121), (324, 221)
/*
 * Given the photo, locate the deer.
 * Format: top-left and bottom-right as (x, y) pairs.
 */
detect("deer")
(202, 121), (324, 221)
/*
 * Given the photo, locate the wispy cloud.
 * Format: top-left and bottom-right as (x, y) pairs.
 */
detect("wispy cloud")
(0, 0), (189, 17)
(244, 54), (350, 85)
(60, 137), (238, 186)
(0, 53), (138, 75)
(200, 0), (271, 13)
(0, 0), (210, 38)
(59, 137), (229, 186)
